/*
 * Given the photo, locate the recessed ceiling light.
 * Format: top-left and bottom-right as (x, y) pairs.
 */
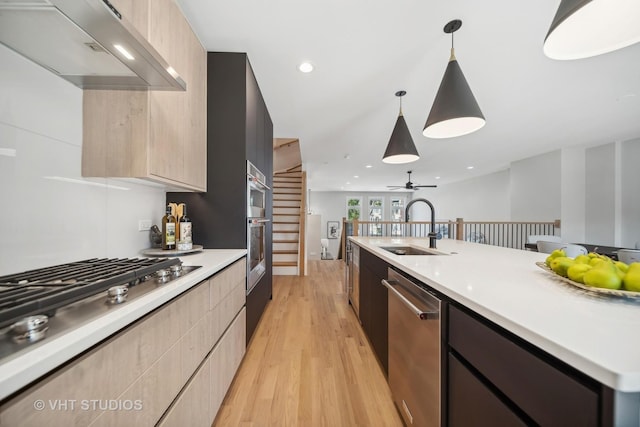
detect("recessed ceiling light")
(298, 62), (314, 73)
(435, 176), (441, 180)
(365, 164), (373, 168)
(354, 175), (359, 178)
(346, 181), (351, 185)
(467, 166), (474, 170)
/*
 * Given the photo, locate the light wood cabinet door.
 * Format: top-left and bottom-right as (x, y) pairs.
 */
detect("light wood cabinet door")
(157, 358), (212, 427)
(82, 0), (206, 191)
(210, 307), (246, 420)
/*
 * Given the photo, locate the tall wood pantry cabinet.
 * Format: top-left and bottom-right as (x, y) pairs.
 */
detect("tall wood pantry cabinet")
(82, 0), (207, 191)
(168, 52), (273, 344)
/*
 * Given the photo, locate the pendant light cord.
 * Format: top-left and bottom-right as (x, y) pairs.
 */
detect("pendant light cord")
(450, 31), (456, 61)
(399, 94), (403, 116)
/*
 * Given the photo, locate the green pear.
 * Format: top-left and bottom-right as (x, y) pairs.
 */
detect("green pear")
(545, 249), (565, 267)
(623, 263), (640, 292)
(567, 264), (592, 284)
(550, 257), (574, 278)
(583, 261), (622, 290)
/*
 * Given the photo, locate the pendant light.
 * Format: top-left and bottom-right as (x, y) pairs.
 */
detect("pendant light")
(543, 0), (640, 60)
(423, 19), (485, 139)
(382, 90), (419, 164)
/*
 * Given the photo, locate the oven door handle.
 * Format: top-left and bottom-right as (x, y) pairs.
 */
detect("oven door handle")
(247, 175), (271, 191)
(248, 218), (271, 224)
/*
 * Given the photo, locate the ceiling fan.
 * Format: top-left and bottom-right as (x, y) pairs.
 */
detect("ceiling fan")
(387, 171), (437, 191)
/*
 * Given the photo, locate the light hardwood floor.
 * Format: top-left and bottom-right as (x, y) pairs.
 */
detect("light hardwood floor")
(213, 260), (403, 427)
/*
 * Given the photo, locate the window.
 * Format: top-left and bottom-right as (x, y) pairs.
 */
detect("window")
(390, 198), (404, 236)
(346, 197), (362, 221)
(368, 197), (383, 236)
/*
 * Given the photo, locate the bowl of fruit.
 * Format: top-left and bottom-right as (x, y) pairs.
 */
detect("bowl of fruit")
(536, 250), (640, 299)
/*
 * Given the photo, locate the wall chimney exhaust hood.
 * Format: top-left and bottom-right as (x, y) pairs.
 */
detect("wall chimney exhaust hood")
(0, 0), (186, 91)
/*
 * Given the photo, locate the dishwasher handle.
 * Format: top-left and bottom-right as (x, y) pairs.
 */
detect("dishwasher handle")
(382, 279), (439, 320)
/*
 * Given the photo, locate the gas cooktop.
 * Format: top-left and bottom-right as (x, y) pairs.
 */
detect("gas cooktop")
(0, 258), (201, 359)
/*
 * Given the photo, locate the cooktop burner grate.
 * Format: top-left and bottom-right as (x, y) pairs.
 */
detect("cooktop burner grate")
(0, 258), (181, 329)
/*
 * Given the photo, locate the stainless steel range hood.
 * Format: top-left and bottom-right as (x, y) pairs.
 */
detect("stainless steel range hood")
(0, 0), (186, 91)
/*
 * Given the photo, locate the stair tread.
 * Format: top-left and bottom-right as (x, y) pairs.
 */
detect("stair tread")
(274, 230), (299, 233)
(274, 213), (300, 216)
(274, 173), (302, 177)
(273, 261), (298, 267)
(274, 239), (299, 243)
(274, 250), (298, 254)
(274, 221), (300, 224)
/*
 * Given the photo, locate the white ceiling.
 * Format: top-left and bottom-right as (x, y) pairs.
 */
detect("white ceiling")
(176, 0), (640, 192)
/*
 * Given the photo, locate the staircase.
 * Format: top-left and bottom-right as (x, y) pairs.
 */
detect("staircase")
(272, 165), (304, 275)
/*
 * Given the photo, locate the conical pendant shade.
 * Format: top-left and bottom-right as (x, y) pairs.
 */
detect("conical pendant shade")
(383, 113), (419, 164)
(423, 57), (485, 139)
(543, 0), (640, 60)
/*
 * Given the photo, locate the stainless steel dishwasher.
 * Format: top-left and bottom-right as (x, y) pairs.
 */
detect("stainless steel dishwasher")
(382, 268), (441, 426)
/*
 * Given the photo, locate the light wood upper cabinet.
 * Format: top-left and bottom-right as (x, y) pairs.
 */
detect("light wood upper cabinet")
(82, 0), (206, 191)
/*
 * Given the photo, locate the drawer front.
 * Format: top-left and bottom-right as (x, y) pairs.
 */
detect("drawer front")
(449, 305), (599, 426)
(449, 353), (527, 427)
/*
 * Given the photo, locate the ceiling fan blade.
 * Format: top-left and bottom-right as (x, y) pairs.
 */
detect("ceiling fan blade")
(414, 185), (438, 188)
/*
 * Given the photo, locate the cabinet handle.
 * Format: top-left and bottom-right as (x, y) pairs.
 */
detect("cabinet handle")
(382, 279), (439, 320)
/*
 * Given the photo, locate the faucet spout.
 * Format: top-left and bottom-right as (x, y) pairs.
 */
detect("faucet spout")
(405, 198), (437, 249)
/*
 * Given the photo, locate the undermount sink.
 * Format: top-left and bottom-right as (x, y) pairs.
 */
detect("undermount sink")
(379, 246), (441, 256)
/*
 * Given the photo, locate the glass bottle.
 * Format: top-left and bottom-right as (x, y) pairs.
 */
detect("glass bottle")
(162, 205), (176, 250)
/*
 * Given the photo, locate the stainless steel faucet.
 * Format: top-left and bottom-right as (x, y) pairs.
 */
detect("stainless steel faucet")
(405, 198), (437, 248)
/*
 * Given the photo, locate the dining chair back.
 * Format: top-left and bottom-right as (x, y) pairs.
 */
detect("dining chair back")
(537, 241), (588, 257)
(527, 235), (561, 244)
(618, 249), (640, 265)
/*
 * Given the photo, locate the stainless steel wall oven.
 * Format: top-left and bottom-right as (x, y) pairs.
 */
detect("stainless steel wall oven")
(247, 160), (270, 294)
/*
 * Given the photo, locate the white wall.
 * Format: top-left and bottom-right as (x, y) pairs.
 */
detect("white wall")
(585, 143), (616, 246)
(0, 45), (166, 275)
(306, 214), (321, 260)
(409, 170), (511, 222)
(560, 146), (586, 243)
(621, 139), (640, 249)
(510, 151), (561, 221)
(581, 139), (640, 248)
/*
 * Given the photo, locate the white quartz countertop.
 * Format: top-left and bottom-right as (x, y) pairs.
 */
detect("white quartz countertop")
(0, 249), (246, 402)
(350, 237), (640, 392)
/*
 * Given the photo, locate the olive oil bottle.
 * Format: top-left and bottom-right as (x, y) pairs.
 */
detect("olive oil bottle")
(162, 205), (176, 250)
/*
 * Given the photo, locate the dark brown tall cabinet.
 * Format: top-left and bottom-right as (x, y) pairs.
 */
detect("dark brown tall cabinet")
(168, 52), (273, 344)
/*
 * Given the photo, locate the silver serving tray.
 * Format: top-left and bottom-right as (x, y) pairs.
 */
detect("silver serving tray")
(140, 245), (203, 257)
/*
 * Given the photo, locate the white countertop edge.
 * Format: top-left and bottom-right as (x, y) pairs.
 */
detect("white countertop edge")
(0, 249), (246, 402)
(349, 237), (639, 392)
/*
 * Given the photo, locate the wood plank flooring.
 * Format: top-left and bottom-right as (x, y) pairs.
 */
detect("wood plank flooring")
(213, 260), (403, 427)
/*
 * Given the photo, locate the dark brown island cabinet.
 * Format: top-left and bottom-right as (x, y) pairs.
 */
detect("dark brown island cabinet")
(168, 52), (273, 344)
(354, 244), (618, 427)
(358, 248), (391, 376)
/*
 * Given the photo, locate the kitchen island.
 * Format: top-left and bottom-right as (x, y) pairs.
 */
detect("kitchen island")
(350, 236), (640, 426)
(0, 249), (247, 426)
